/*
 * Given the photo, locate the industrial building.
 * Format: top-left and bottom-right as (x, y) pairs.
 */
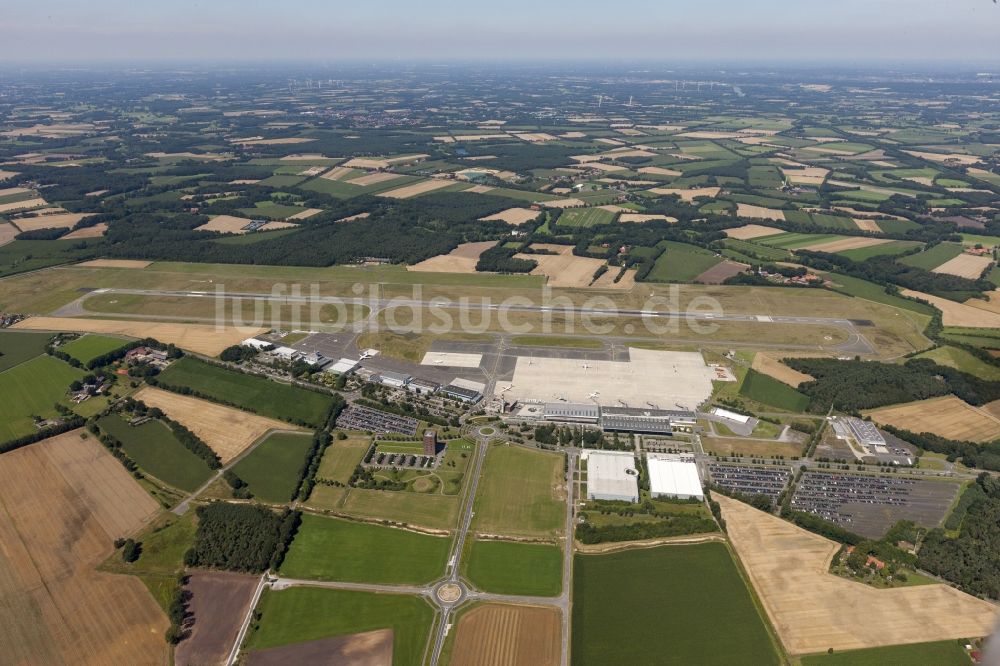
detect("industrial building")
(543, 403), (599, 424)
(647, 454), (704, 501)
(585, 451), (640, 503)
(327, 358), (360, 375)
(377, 371), (411, 389)
(600, 407), (698, 435)
(407, 377), (440, 395)
(441, 378), (485, 403)
(847, 417), (886, 448)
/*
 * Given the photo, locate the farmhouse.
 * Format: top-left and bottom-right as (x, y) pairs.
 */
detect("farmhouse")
(647, 454), (704, 501)
(585, 450), (639, 503)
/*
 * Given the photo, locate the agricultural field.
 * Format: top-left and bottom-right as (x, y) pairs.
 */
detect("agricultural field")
(464, 539), (563, 596)
(0, 430), (168, 665)
(717, 495), (997, 655)
(572, 543), (780, 665)
(450, 603), (561, 666)
(0, 353), (82, 442)
(0, 329), (51, 371)
(799, 640), (973, 666)
(156, 357), (335, 426)
(307, 483), (461, 530)
(246, 587), (434, 666)
(645, 241), (724, 282)
(56, 333), (128, 364)
(739, 368), (810, 412)
(229, 431), (314, 502)
(555, 206), (616, 228)
(471, 443), (566, 538)
(865, 396), (1000, 443)
(97, 413), (214, 492)
(175, 572), (262, 666)
(315, 432), (372, 483)
(280, 514), (451, 585)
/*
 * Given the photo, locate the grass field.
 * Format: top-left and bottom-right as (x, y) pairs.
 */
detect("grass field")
(572, 543), (780, 666)
(739, 368), (810, 411)
(230, 431), (314, 503)
(471, 443), (565, 538)
(97, 413), (213, 492)
(57, 334), (129, 364)
(915, 345), (1000, 381)
(899, 242), (965, 271)
(0, 354), (82, 442)
(555, 207), (616, 228)
(509, 335), (604, 349)
(464, 539), (563, 596)
(315, 433), (371, 484)
(799, 640), (971, 665)
(280, 514), (451, 585)
(247, 587), (434, 666)
(157, 357), (333, 426)
(837, 241), (922, 262)
(825, 273), (936, 316)
(308, 484), (461, 530)
(645, 241), (724, 282)
(0, 330), (51, 371)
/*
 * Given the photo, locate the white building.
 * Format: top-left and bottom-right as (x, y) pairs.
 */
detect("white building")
(328, 358), (360, 375)
(711, 407), (751, 425)
(273, 346), (301, 361)
(647, 454), (704, 501)
(241, 337), (272, 350)
(585, 451), (639, 503)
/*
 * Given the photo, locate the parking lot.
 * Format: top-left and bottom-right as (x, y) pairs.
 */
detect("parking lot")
(707, 463), (791, 501)
(790, 471), (960, 538)
(335, 404), (419, 436)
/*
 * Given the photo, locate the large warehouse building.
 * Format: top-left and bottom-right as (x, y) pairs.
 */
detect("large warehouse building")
(647, 454), (704, 501)
(585, 451), (640, 503)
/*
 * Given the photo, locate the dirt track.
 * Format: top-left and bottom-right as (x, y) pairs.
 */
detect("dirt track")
(717, 494), (998, 655)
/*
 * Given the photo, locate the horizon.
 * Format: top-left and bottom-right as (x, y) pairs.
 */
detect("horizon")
(3, 0), (999, 64)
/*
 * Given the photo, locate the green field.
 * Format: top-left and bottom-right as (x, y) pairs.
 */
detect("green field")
(308, 484), (460, 530)
(247, 587), (433, 666)
(914, 345), (1000, 381)
(315, 433), (371, 484)
(739, 368), (810, 411)
(572, 543), (780, 666)
(555, 207), (616, 228)
(157, 357), (334, 426)
(722, 238), (792, 262)
(464, 539), (562, 596)
(509, 335), (604, 349)
(759, 232), (845, 250)
(280, 514), (450, 585)
(898, 242), (965, 271)
(58, 334), (129, 365)
(471, 443), (565, 538)
(238, 201), (308, 219)
(230, 431), (314, 502)
(0, 354), (82, 442)
(837, 240), (922, 262)
(0, 330), (51, 372)
(825, 273), (936, 316)
(800, 640), (971, 665)
(645, 241), (723, 282)
(97, 413), (213, 492)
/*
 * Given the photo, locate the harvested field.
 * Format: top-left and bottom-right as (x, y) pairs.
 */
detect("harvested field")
(804, 237), (892, 253)
(0, 222), (17, 246)
(11, 212), (91, 232)
(0, 186), (31, 197)
(260, 221), (298, 231)
(465, 184), (495, 194)
(0, 430), (168, 666)
(379, 178), (454, 199)
(717, 494), (998, 655)
(513, 243), (622, 289)
(694, 260), (747, 284)
(737, 204), (787, 222)
(725, 224), (784, 240)
(543, 198), (587, 208)
(0, 169), (18, 181)
(752, 352), (814, 387)
(12, 316), (263, 356)
(62, 222), (108, 239)
(196, 214), (255, 233)
(175, 572), (261, 666)
(233, 137), (313, 146)
(649, 187), (721, 202)
(900, 289), (1000, 328)
(780, 167), (829, 186)
(346, 172), (403, 187)
(320, 166), (354, 180)
(287, 208), (322, 221)
(0, 197), (46, 213)
(336, 212), (370, 223)
(853, 218), (882, 233)
(931, 253), (993, 279)
(408, 241), (497, 273)
(77, 259), (151, 268)
(247, 629), (393, 666)
(903, 150), (981, 166)
(514, 133), (557, 142)
(638, 166), (682, 177)
(134, 386), (297, 463)
(451, 603), (560, 666)
(479, 207), (541, 225)
(618, 213), (677, 223)
(865, 395), (1000, 443)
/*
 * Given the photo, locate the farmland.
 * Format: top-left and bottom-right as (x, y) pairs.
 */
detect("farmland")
(799, 641), (972, 666)
(572, 543), (781, 665)
(0, 353), (82, 442)
(97, 413), (214, 491)
(58, 333), (128, 364)
(0, 431), (168, 665)
(471, 443), (565, 538)
(739, 368), (810, 411)
(0, 330), (52, 371)
(246, 587), (434, 666)
(280, 513), (451, 585)
(230, 431), (315, 502)
(865, 396), (1000, 443)
(646, 241), (724, 282)
(156, 357), (335, 427)
(464, 539), (563, 596)
(450, 603), (561, 666)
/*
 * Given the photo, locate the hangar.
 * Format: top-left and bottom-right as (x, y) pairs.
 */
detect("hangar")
(585, 451), (639, 503)
(647, 454), (704, 501)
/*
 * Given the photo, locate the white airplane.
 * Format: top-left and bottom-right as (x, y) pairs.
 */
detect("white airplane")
(435, 359), (443, 364)
(582, 363), (591, 369)
(588, 391), (600, 399)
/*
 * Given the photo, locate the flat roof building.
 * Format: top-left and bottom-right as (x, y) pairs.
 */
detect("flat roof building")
(543, 403), (600, 424)
(847, 417), (886, 448)
(585, 451), (639, 503)
(378, 371), (411, 388)
(442, 378), (485, 403)
(328, 358), (360, 375)
(647, 454), (704, 501)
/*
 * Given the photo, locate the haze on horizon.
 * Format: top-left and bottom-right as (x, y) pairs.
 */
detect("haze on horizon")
(2, 0), (999, 66)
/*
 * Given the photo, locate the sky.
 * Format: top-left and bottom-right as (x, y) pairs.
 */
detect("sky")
(2, 0), (999, 65)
